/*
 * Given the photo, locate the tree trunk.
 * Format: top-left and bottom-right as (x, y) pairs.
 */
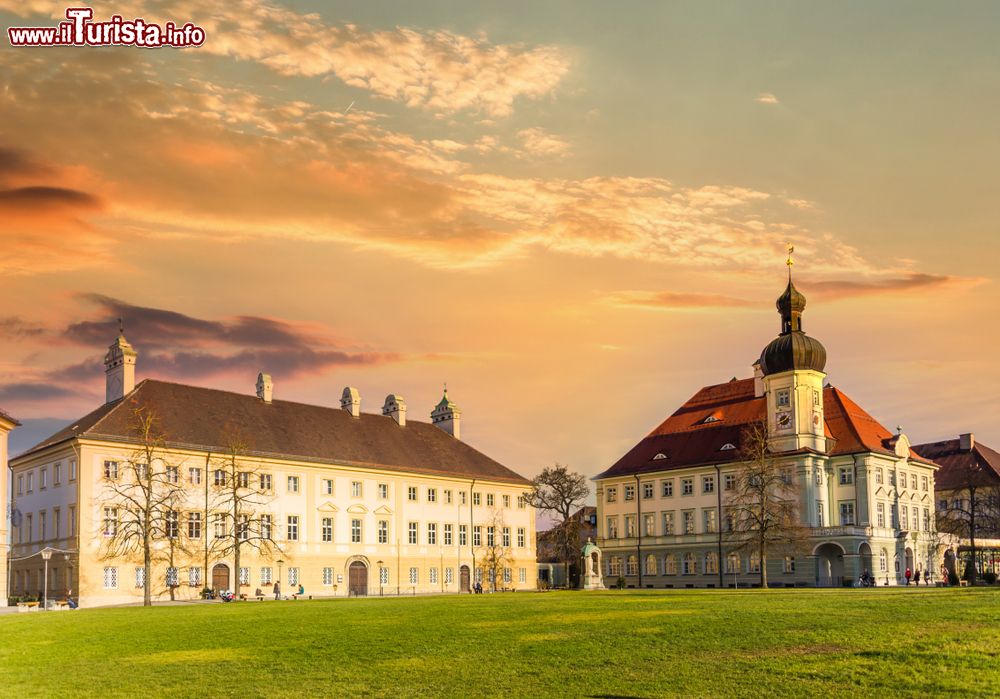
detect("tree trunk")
(760, 539), (768, 589)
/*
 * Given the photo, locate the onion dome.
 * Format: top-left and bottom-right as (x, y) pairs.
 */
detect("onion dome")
(759, 278), (827, 376)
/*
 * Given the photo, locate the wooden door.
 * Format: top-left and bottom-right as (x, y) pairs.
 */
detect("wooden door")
(212, 564), (230, 592)
(348, 561), (367, 596)
(460, 565), (470, 593)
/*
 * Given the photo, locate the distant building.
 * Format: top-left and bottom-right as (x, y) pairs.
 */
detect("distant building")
(913, 434), (1000, 578)
(595, 267), (940, 588)
(0, 409), (19, 606)
(7, 331), (536, 606)
(536, 506), (597, 588)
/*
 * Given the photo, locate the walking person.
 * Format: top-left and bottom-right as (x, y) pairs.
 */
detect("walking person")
(273, 580), (281, 600)
(905, 567), (912, 586)
(914, 569), (921, 585)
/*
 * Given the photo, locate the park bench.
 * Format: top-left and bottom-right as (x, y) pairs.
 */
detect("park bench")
(17, 601), (40, 613)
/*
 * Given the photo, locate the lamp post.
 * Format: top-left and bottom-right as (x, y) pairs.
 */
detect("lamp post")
(377, 560), (384, 597)
(40, 548), (53, 611)
(277, 559), (284, 596)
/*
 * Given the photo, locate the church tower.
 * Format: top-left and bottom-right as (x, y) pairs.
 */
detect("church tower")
(757, 253), (828, 453)
(430, 386), (461, 440)
(104, 325), (137, 404)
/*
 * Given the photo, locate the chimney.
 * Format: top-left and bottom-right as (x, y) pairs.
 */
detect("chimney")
(752, 360), (765, 398)
(382, 394), (406, 426)
(104, 329), (137, 404)
(960, 433), (975, 451)
(256, 372), (273, 404)
(341, 386), (361, 417)
(430, 386), (461, 440)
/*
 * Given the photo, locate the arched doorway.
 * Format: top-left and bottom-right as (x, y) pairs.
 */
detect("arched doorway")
(460, 565), (470, 593)
(858, 543), (873, 577)
(944, 548), (957, 578)
(904, 547), (914, 579)
(348, 561), (368, 597)
(814, 543), (845, 587)
(212, 563), (230, 593)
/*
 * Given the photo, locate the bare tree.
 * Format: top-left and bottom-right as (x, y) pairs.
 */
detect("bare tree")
(97, 401), (188, 606)
(936, 460), (1000, 584)
(525, 464), (589, 587)
(477, 508), (514, 592)
(724, 420), (807, 588)
(209, 427), (282, 595)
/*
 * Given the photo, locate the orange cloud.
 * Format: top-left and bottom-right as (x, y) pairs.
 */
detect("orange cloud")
(800, 273), (983, 299)
(607, 290), (756, 310)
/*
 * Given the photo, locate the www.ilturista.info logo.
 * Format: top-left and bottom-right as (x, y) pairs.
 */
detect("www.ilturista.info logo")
(7, 7), (206, 48)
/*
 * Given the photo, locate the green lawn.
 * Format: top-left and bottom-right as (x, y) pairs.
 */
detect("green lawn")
(2, 589), (999, 698)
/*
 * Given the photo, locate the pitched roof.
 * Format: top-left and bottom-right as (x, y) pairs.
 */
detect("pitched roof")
(596, 378), (936, 479)
(910, 438), (1000, 491)
(15, 379), (529, 485)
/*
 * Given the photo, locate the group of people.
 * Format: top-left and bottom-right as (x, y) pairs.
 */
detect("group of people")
(904, 567), (930, 585)
(268, 581), (305, 600)
(857, 567), (931, 587)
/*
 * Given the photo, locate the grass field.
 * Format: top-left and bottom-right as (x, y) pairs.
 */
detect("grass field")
(2, 588), (999, 698)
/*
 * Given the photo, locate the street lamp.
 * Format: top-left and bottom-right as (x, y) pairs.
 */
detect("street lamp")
(377, 560), (384, 597)
(277, 559), (284, 596)
(40, 548), (53, 611)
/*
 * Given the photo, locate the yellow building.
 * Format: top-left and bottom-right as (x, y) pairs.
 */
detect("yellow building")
(8, 332), (536, 607)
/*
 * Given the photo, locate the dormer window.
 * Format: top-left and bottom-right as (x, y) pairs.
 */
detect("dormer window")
(652, 452), (668, 461)
(701, 415), (721, 424)
(720, 443), (737, 451)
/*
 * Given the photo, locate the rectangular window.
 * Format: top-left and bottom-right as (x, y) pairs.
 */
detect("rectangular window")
(430, 567), (438, 584)
(408, 486), (418, 501)
(662, 511), (675, 534)
(134, 566), (145, 589)
(624, 515), (636, 538)
(606, 487), (618, 503)
(54, 463), (61, 486)
(642, 482), (654, 499)
(189, 467), (202, 485)
(910, 474), (918, 491)
(681, 479), (694, 496)
(839, 467), (853, 485)
(104, 567), (118, 589)
(606, 517), (618, 538)
(839, 502), (855, 526)
(444, 489), (453, 504)
(102, 507), (118, 536)
(923, 508), (931, 531)
(428, 523), (438, 545)
(288, 568), (299, 586)
(189, 567), (202, 587)
(39, 511), (47, 541)
(889, 471), (897, 486)
(408, 522), (418, 545)
(487, 526), (496, 547)
(517, 527), (525, 547)
(502, 526), (510, 547)
(261, 515), (272, 540)
(459, 524), (468, 546)
(891, 505), (898, 529)
(473, 526), (482, 547)
(323, 567), (333, 586)
(69, 505), (76, 536)
(816, 501), (824, 527)
(921, 475), (929, 492)
(703, 509), (717, 533)
(428, 488), (437, 503)
(214, 469), (226, 487)
(16, 475), (22, 496)
(165, 510), (179, 538)
(444, 523), (453, 546)
(213, 514), (227, 540)
(643, 514), (655, 537)
(378, 483), (388, 499)
(702, 476), (715, 494)
(287, 515), (299, 541)
(473, 493), (481, 506)
(259, 473), (272, 492)
(351, 519), (362, 543)
(503, 568), (512, 585)
(683, 511), (695, 534)
(899, 472), (907, 489)
(351, 481), (362, 497)
(783, 556), (795, 573)
(486, 493), (495, 507)
(662, 480), (674, 497)
(70, 460), (77, 481)
(911, 508), (919, 531)
(260, 567), (272, 585)
(103, 460), (119, 480)
(901, 504), (909, 529)
(724, 474), (736, 491)
(875, 468), (883, 485)
(53, 508), (60, 539)
(776, 388), (790, 408)
(322, 479), (334, 495)
(877, 502), (885, 527)
(321, 517), (333, 542)
(25, 514), (32, 542)
(624, 485), (635, 501)
(502, 494), (510, 508)
(165, 466), (179, 484)
(518, 495), (526, 509)
(519, 568), (527, 584)
(380, 568), (389, 585)
(238, 567), (249, 586)
(460, 491), (467, 506)
(378, 520), (389, 544)
(408, 567), (419, 585)
(287, 475), (299, 493)
(445, 567), (454, 585)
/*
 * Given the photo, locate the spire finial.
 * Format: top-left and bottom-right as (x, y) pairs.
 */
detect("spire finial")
(443, 381), (448, 396)
(785, 243), (794, 280)
(118, 316), (124, 335)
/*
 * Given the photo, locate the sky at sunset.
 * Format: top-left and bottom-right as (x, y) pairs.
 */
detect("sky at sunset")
(2, 1), (998, 491)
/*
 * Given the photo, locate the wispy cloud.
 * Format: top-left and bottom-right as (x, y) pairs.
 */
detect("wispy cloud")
(517, 128), (571, 157)
(801, 273), (983, 299)
(755, 92), (780, 105)
(607, 290), (756, 310)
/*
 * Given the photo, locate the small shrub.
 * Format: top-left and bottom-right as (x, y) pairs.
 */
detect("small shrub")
(615, 577), (625, 590)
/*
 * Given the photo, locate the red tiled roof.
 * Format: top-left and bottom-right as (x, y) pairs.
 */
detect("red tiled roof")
(911, 438), (1000, 491)
(15, 379), (530, 485)
(596, 377), (935, 479)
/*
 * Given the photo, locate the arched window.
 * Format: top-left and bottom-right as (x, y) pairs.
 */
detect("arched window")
(626, 555), (638, 576)
(705, 552), (719, 574)
(726, 552), (741, 574)
(683, 553), (696, 575)
(879, 549), (887, 572)
(664, 554), (677, 575)
(645, 554), (658, 576)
